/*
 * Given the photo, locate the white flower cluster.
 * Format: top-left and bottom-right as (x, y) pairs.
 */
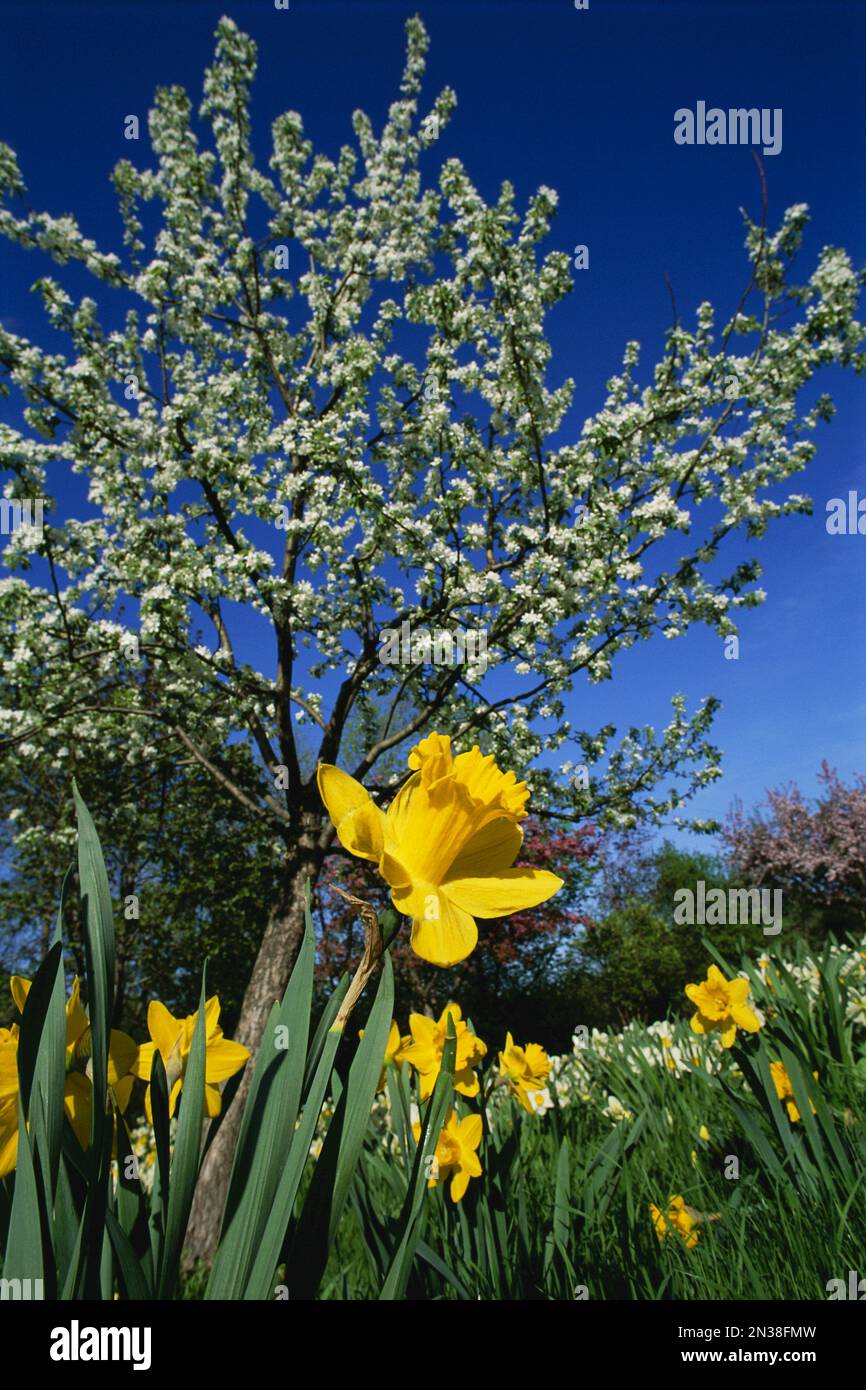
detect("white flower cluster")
(109, 1116), (175, 1195)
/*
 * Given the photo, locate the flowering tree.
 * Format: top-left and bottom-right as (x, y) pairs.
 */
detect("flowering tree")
(0, 16), (863, 1255)
(724, 763), (866, 919)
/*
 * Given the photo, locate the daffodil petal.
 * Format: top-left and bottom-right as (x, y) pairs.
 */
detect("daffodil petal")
(0, 1044), (18, 1101)
(168, 1078), (183, 1119)
(0, 1100), (18, 1178)
(10, 976), (30, 1015)
(386, 746), (529, 884)
(381, 771), (422, 848)
(408, 1013), (437, 1046)
(108, 1029), (138, 1086)
(410, 896), (478, 967)
(379, 849), (412, 888)
(148, 1000), (183, 1060)
(731, 1002), (760, 1032)
(204, 1038), (250, 1083)
(204, 996), (222, 1036)
(204, 1083), (223, 1117)
(385, 779), (471, 883)
(383, 1021), (402, 1063)
(131, 1041), (155, 1081)
(389, 878), (440, 921)
(317, 764), (384, 862)
(457, 1113), (483, 1150)
(450, 1167), (471, 1203)
(63, 1072), (92, 1150)
(524, 1044), (549, 1075)
(441, 868), (563, 919)
(112, 1075), (134, 1115)
(407, 732), (453, 779)
(451, 746), (529, 820)
(454, 1068), (481, 1098)
(719, 1021), (737, 1048)
(66, 978), (90, 1048)
(447, 818), (523, 877)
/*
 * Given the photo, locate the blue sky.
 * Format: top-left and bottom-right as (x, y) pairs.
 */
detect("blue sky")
(1, 0), (864, 849)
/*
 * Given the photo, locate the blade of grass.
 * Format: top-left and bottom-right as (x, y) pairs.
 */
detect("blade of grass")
(155, 972), (208, 1298)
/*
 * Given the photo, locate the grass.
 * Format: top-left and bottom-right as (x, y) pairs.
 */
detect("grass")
(315, 933), (866, 1300)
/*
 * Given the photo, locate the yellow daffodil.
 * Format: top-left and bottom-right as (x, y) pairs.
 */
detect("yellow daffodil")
(770, 1060), (819, 1123)
(397, 1002), (487, 1100)
(498, 1031), (552, 1113)
(649, 1195), (700, 1250)
(383, 1020), (405, 1066)
(0, 1030), (19, 1178)
(11, 975), (137, 1151)
(359, 1019), (406, 1091)
(685, 965), (761, 1049)
(412, 1108), (483, 1203)
(317, 732), (563, 967)
(131, 997), (249, 1121)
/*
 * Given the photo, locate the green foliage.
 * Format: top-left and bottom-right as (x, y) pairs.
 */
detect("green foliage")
(3, 792), (866, 1302)
(0, 750), (275, 1036)
(319, 934), (866, 1301)
(557, 842), (775, 1032)
(0, 791), (452, 1300)
(572, 901), (690, 1027)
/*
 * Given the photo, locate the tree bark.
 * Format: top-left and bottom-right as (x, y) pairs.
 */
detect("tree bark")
(182, 820), (325, 1270)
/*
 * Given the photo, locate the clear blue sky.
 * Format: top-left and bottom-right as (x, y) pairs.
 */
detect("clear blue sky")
(1, 0), (864, 847)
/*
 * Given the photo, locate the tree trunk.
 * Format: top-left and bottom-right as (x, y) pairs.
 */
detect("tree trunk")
(182, 825), (324, 1270)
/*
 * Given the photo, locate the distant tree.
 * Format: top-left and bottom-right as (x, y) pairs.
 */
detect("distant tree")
(570, 901), (687, 1028)
(592, 822), (661, 914)
(559, 838), (753, 1028)
(723, 763), (866, 941)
